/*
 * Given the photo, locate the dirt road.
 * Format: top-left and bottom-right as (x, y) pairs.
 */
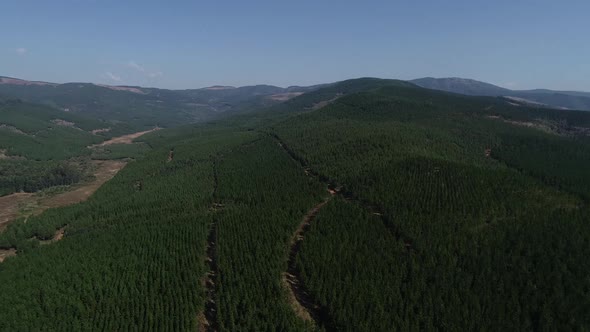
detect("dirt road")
(0, 160), (126, 233)
(94, 127), (160, 146)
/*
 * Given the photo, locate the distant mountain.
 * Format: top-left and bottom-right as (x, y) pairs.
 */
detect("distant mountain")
(411, 77), (590, 111)
(0, 76), (323, 131)
(411, 77), (511, 96)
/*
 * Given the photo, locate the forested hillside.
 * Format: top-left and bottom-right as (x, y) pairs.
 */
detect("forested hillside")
(0, 79), (589, 330)
(412, 77), (590, 111)
(0, 98), (116, 196)
(0, 76), (321, 130)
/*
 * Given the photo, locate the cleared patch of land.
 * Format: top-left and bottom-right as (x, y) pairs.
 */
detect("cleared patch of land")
(0, 160), (126, 232)
(39, 226), (66, 245)
(0, 149), (25, 160)
(41, 160), (126, 209)
(0, 129), (154, 231)
(0, 192), (34, 231)
(94, 128), (160, 146)
(0, 248), (16, 262)
(91, 128), (111, 135)
(268, 92), (304, 101)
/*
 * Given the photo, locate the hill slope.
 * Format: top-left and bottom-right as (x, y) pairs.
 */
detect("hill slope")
(0, 78), (589, 330)
(0, 76), (322, 130)
(412, 77), (590, 111)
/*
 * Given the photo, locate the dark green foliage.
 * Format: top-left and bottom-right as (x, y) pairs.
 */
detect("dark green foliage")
(0, 128), (255, 331)
(0, 78), (589, 331)
(0, 100), (105, 160)
(268, 82), (590, 330)
(493, 133), (590, 199)
(0, 160), (81, 196)
(214, 137), (324, 331)
(91, 143), (152, 160)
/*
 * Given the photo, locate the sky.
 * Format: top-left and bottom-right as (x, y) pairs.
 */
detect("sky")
(1, 0), (589, 90)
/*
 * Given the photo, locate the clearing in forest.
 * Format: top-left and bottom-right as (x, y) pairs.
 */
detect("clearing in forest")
(93, 127), (160, 146)
(0, 160), (126, 232)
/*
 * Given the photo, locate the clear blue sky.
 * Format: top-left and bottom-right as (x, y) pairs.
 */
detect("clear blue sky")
(2, 0), (589, 90)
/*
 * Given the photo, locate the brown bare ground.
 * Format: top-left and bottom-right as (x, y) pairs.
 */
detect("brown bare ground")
(39, 227), (66, 245)
(0, 129), (153, 231)
(0, 77), (57, 86)
(0, 160), (126, 232)
(94, 128), (160, 146)
(91, 128), (111, 135)
(51, 119), (77, 127)
(268, 92), (304, 101)
(0, 149), (25, 161)
(0, 124), (29, 136)
(41, 160), (125, 209)
(283, 199), (331, 324)
(0, 248), (17, 263)
(309, 93), (344, 111)
(0, 192), (34, 232)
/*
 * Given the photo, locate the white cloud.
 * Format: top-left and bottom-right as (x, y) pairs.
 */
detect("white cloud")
(104, 72), (122, 82)
(15, 47), (27, 55)
(128, 60), (162, 79)
(128, 61), (145, 72)
(148, 71), (163, 78)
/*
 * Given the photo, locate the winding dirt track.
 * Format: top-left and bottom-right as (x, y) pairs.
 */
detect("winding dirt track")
(270, 132), (416, 328)
(270, 134), (336, 330)
(198, 158), (220, 332)
(284, 199), (333, 327)
(0, 160), (125, 233)
(0, 129), (158, 263)
(93, 127), (160, 147)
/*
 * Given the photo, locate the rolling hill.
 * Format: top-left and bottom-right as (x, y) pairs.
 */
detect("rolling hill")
(0, 76), (322, 131)
(0, 78), (588, 330)
(412, 77), (590, 111)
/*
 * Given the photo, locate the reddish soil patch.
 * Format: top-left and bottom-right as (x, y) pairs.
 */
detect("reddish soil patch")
(0, 160), (126, 232)
(39, 226), (66, 245)
(0, 149), (25, 161)
(310, 93), (344, 110)
(0, 192), (34, 232)
(283, 199), (331, 325)
(41, 160), (125, 209)
(0, 77), (57, 86)
(268, 92), (304, 101)
(0, 248), (17, 263)
(94, 128), (160, 146)
(91, 128), (111, 135)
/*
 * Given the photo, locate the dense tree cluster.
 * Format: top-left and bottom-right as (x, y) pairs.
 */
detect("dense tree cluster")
(213, 137), (324, 331)
(273, 87), (590, 330)
(0, 161), (82, 196)
(0, 80), (589, 330)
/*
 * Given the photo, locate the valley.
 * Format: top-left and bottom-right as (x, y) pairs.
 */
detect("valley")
(0, 127), (154, 248)
(0, 77), (588, 331)
(3, 2), (589, 330)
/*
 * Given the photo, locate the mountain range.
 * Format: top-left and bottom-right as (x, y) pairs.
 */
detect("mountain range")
(0, 76), (326, 131)
(411, 77), (590, 110)
(1, 75), (589, 134)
